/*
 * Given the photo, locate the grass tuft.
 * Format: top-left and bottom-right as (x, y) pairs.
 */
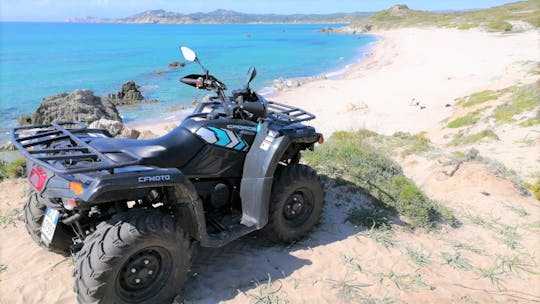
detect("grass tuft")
(441, 252), (473, 271)
(347, 207), (389, 229)
(406, 247), (431, 267)
(447, 108), (487, 128)
(449, 129), (499, 146)
(493, 83), (539, 122)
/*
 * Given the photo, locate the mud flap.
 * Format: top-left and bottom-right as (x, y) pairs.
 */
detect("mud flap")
(240, 124), (291, 228)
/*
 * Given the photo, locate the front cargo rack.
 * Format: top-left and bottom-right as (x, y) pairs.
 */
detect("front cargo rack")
(12, 122), (142, 175)
(266, 101), (316, 124)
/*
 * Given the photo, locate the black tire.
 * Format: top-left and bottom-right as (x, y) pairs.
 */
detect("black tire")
(263, 164), (325, 243)
(73, 209), (192, 304)
(23, 191), (73, 255)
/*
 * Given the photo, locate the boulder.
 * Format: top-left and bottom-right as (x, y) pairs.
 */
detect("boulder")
(118, 126), (141, 139)
(168, 61), (186, 69)
(18, 89), (121, 126)
(89, 118), (124, 136)
(107, 81), (144, 105)
(138, 130), (158, 139)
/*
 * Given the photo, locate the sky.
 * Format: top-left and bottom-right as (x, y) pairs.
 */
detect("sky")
(0, 0), (518, 22)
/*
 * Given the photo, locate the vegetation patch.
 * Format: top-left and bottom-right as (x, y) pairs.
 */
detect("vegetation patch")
(391, 131), (432, 157)
(0, 158), (27, 180)
(449, 129), (499, 146)
(493, 83), (539, 122)
(446, 108), (486, 128)
(347, 206), (389, 229)
(304, 130), (456, 229)
(350, 1), (540, 32)
(456, 90), (503, 107)
(486, 20), (513, 32)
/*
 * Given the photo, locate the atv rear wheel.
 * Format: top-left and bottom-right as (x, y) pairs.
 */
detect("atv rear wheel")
(264, 164), (325, 243)
(73, 209), (192, 304)
(23, 191), (73, 255)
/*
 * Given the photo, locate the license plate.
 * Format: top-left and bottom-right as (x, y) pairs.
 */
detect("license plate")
(41, 207), (60, 246)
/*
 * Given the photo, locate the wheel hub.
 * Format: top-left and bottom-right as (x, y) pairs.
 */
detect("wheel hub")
(284, 193), (306, 220)
(119, 249), (162, 292)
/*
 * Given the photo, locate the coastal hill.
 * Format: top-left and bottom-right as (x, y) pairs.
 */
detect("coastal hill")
(66, 9), (372, 24)
(347, 0), (539, 32)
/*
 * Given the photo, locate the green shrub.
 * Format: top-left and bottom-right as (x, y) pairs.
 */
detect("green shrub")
(486, 21), (513, 32)
(305, 130), (455, 229)
(0, 158), (27, 180)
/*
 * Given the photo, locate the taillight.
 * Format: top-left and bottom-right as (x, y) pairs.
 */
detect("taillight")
(29, 166), (48, 192)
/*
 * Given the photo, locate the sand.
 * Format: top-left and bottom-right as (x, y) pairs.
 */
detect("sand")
(1, 27), (539, 303)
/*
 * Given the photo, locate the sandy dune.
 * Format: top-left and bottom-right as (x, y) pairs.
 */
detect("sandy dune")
(1, 28), (539, 303)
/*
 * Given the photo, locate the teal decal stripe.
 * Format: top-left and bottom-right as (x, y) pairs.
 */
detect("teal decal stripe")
(208, 127), (231, 147)
(234, 134), (246, 151)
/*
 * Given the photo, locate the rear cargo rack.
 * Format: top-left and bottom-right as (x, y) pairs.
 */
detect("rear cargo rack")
(266, 101), (316, 124)
(12, 122), (142, 174)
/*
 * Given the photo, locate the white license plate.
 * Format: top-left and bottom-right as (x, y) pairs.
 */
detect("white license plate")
(41, 207), (60, 246)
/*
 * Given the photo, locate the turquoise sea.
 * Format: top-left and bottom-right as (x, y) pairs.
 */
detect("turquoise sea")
(0, 23), (376, 139)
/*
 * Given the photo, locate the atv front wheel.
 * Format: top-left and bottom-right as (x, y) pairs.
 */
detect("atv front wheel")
(23, 191), (73, 255)
(73, 210), (192, 304)
(264, 164), (325, 243)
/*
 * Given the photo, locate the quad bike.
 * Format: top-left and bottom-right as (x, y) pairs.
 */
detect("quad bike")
(12, 46), (325, 304)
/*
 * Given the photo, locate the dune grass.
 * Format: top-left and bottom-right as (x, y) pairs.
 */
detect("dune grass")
(455, 90), (504, 107)
(493, 83), (539, 122)
(450, 129), (499, 146)
(446, 108), (486, 128)
(304, 130), (456, 229)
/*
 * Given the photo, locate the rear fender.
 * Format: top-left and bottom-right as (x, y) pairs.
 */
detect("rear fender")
(81, 168), (185, 203)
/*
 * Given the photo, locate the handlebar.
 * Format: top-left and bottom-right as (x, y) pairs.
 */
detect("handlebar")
(181, 77), (199, 86)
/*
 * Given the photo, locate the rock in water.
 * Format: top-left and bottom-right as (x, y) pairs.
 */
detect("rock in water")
(168, 61), (186, 68)
(107, 81), (144, 105)
(18, 89), (121, 126)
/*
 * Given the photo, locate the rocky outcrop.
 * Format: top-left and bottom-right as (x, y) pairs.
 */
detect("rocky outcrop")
(18, 89), (121, 126)
(107, 81), (144, 106)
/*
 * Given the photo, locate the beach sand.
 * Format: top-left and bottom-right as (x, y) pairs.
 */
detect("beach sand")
(1, 27), (539, 303)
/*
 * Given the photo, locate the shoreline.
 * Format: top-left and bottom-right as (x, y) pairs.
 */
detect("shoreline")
(132, 27), (540, 138)
(270, 27), (540, 137)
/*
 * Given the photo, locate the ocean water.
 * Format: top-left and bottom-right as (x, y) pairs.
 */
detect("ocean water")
(0, 23), (376, 139)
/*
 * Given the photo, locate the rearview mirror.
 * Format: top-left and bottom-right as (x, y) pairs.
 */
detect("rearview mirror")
(246, 66), (257, 90)
(180, 46), (197, 62)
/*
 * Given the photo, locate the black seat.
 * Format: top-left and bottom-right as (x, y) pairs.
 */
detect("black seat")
(89, 126), (205, 168)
